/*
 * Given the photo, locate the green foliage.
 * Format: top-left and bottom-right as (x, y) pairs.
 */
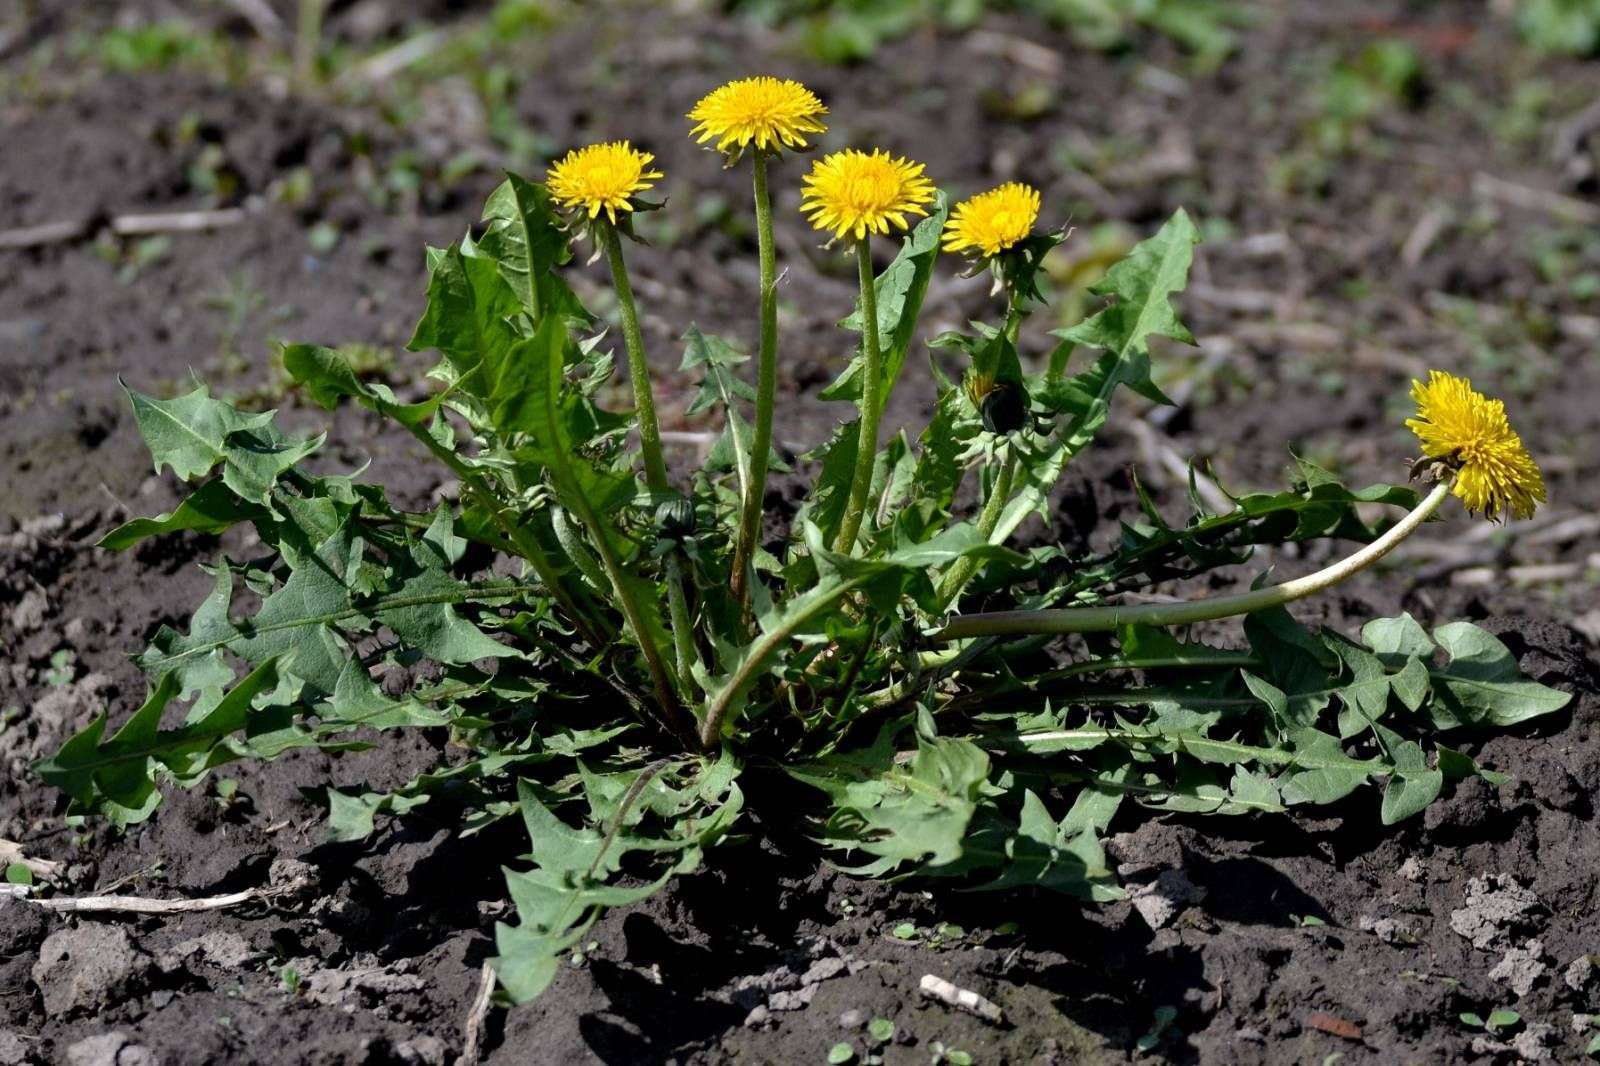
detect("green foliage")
(39, 165), (1569, 1008)
(1517, 0), (1600, 55)
(727, 0), (1247, 67)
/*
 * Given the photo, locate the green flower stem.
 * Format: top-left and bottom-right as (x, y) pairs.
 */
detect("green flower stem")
(600, 224), (670, 491)
(934, 480), (1452, 641)
(597, 222), (703, 703)
(699, 573), (871, 749)
(295, 0), (324, 87)
(665, 554), (697, 690)
(933, 444), (1020, 609)
(858, 647), (1261, 713)
(729, 150), (780, 610)
(833, 236), (885, 555)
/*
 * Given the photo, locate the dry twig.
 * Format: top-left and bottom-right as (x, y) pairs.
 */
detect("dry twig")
(0, 207), (250, 250)
(459, 963), (498, 1064)
(1471, 172), (1600, 224)
(1, 868), (310, 914)
(0, 840), (62, 881)
(918, 974), (1005, 1024)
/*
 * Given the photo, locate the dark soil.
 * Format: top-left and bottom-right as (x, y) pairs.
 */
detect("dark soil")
(4, 1), (1600, 1063)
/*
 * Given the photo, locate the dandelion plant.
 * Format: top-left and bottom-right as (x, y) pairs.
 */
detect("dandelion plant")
(36, 76), (1570, 1004)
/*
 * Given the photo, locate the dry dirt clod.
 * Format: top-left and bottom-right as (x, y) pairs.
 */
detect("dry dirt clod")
(31, 925), (153, 1018)
(0, 1030), (32, 1066)
(1509, 1022), (1558, 1062)
(395, 1034), (448, 1065)
(1449, 873), (1544, 950)
(1566, 955), (1597, 993)
(63, 1031), (157, 1066)
(1128, 869), (1206, 930)
(1488, 939), (1550, 997)
(156, 930), (256, 973)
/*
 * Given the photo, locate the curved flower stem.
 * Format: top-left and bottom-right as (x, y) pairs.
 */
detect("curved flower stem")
(833, 236), (884, 555)
(934, 480), (1452, 641)
(934, 444), (1020, 609)
(600, 224), (669, 490)
(730, 151), (779, 613)
(699, 573), (870, 749)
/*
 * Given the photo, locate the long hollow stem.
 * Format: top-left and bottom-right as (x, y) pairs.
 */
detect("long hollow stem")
(601, 224), (670, 491)
(934, 480), (1453, 641)
(730, 151), (779, 611)
(699, 574), (869, 748)
(934, 445), (1020, 609)
(665, 554), (697, 689)
(597, 223), (703, 717)
(833, 237), (884, 555)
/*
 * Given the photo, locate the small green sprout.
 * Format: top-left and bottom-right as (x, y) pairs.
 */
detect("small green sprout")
(826, 1042), (856, 1065)
(1459, 1009), (1521, 1033)
(43, 650), (75, 688)
(1136, 1005), (1180, 1052)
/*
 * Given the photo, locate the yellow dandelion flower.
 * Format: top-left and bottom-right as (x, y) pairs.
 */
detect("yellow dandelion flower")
(800, 149), (936, 243)
(942, 181), (1041, 258)
(1406, 370), (1545, 521)
(687, 76), (828, 156)
(546, 141), (663, 224)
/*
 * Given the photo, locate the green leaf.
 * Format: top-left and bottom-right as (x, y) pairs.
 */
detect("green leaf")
(794, 420), (860, 550)
(406, 242), (522, 387)
(1362, 612), (1434, 665)
(98, 480), (266, 551)
(33, 658), (286, 825)
(138, 524), (531, 696)
(1436, 744), (1508, 786)
(970, 787), (1123, 900)
(377, 512), (514, 666)
(1279, 730), (1368, 806)
(1378, 728), (1443, 825)
(125, 383), (322, 508)
(476, 172), (589, 325)
(5, 862), (34, 886)
(791, 719), (996, 876)
(282, 344), (441, 427)
(493, 760), (742, 1003)
(1431, 622), (1571, 727)
(1054, 206), (1198, 361)
(1041, 207), (1199, 458)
